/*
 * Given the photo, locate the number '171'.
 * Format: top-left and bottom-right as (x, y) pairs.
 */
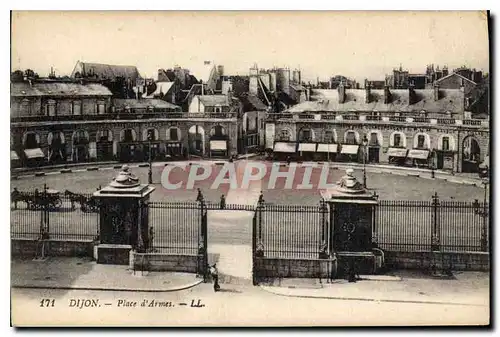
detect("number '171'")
(40, 299), (55, 307)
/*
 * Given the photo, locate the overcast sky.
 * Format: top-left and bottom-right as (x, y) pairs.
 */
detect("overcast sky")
(11, 11), (489, 82)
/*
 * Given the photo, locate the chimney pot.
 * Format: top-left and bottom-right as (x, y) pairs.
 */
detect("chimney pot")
(338, 83), (346, 104)
(365, 83), (371, 103)
(384, 85), (391, 104)
(434, 84), (440, 101)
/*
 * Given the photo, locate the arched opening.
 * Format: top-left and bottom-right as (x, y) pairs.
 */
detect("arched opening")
(142, 128), (160, 162)
(340, 130), (361, 162)
(297, 128), (316, 161)
(166, 127), (183, 158)
(462, 136), (481, 173)
(388, 131), (408, 166)
(209, 125), (228, 158)
(317, 129), (337, 161)
(47, 131), (66, 163)
(298, 128), (315, 142)
(72, 130), (90, 163)
(435, 134), (456, 171)
(188, 125), (205, 156)
(367, 130), (383, 163)
(23, 132), (40, 149)
(22, 132), (44, 166)
(119, 128), (138, 162)
(96, 129), (114, 161)
(408, 132), (432, 168)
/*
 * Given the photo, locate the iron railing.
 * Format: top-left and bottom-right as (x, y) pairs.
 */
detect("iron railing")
(10, 190), (99, 241)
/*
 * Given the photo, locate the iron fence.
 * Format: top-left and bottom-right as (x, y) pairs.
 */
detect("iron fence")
(10, 191), (99, 241)
(147, 201), (201, 255)
(377, 197), (488, 252)
(255, 203), (328, 259)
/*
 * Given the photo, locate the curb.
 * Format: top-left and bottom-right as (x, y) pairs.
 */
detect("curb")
(34, 172), (46, 177)
(12, 278), (203, 293)
(87, 167), (99, 171)
(60, 169), (72, 174)
(259, 286), (487, 307)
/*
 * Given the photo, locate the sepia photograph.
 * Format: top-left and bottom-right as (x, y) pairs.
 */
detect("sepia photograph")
(9, 10), (490, 327)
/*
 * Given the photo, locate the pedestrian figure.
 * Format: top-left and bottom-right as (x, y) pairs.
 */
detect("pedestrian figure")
(209, 264), (220, 292)
(149, 226), (155, 252)
(220, 194), (226, 210)
(11, 188), (19, 210)
(258, 191), (264, 204)
(196, 188), (203, 202)
(286, 156), (291, 166)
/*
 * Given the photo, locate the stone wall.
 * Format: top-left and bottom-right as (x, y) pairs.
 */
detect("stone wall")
(384, 250), (490, 272)
(254, 250), (490, 279)
(11, 238), (95, 258)
(132, 252), (200, 273)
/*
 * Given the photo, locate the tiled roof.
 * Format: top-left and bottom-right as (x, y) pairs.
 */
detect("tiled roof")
(76, 62), (141, 80)
(143, 82), (174, 98)
(240, 94), (268, 111)
(11, 82), (112, 97)
(113, 99), (181, 110)
(435, 72), (477, 85)
(197, 95), (229, 106)
(286, 88), (464, 113)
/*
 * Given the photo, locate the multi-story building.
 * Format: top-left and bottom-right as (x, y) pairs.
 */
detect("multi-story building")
(266, 82), (489, 173)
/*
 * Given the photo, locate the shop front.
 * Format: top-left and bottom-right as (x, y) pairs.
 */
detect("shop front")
(297, 143), (317, 161)
(387, 147), (408, 166)
(339, 144), (360, 162)
(407, 149), (431, 168)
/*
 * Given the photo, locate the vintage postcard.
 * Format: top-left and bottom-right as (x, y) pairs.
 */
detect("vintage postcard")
(10, 10), (490, 327)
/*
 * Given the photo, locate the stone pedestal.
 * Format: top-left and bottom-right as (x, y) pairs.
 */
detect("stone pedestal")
(322, 169), (381, 277)
(93, 165), (155, 265)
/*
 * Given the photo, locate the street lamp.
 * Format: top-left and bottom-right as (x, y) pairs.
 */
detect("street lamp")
(362, 135), (368, 188)
(147, 133), (153, 184)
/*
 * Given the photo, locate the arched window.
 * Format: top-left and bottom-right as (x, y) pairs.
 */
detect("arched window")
(73, 101), (82, 115)
(21, 99), (31, 115)
(255, 116), (259, 131)
(279, 129), (291, 141)
(324, 130), (335, 143)
(345, 131), (357, 145)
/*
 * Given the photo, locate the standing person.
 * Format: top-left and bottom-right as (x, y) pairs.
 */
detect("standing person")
(220, 194), (226, 209)
(12, 188), (19, 210)
(209, 264), (220, 292)
(196, 188), (203, 202)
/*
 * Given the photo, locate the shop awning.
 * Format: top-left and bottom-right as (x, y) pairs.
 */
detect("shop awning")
(387, 148), (408, 158)
(340, 145), (359, 155)
(298, 143), (316, 152)
(24, 148), (45, 159)
(317, 144), (338, 153)
(210, 140), (227, 151)
(11, 151), (19, 161)
(273, 142), (296, 153)
(408, 149), (430, 160)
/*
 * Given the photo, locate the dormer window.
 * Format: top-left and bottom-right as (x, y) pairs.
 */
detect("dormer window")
(46, 99), (56, 116)
(21, 98), (31, 115)
(214, 104), (222, 113)
(72, 101), (82, 115)
(147, 106), (154, 113)
(125, 106), (131, 114)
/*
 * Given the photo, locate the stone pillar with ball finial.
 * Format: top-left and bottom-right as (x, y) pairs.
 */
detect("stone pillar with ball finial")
(93, 164), (155, 265)
(321, 168), (382, 279)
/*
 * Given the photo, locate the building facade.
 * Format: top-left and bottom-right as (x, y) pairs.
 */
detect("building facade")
(266, 84), (489, 173)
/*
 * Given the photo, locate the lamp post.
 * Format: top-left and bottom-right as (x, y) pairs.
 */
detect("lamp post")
(362, 135), (368, 189)
(147, 133), (153, 184)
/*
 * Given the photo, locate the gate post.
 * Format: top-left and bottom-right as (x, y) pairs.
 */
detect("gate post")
(319, 199), (328, 259)
(252, 209), (258, 285)
(431, 192), (440, 251)
(40, 184), (50, 240)
(198, 199), (208, 282)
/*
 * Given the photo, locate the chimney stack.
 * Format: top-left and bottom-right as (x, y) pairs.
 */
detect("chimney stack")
(338, 81), (346, 104)
(365, 81), (371, 104)
(433, 83), (440, 101)
(409, 82), (416, 104)
(383, 85), (391, 104)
